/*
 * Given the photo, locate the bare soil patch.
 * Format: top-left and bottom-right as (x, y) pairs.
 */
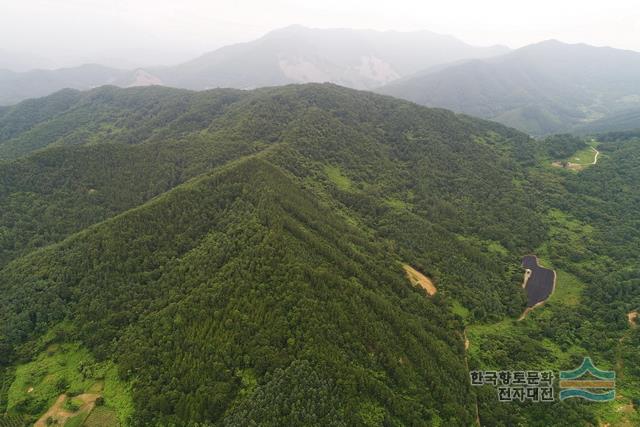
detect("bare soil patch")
(402, 264), (436, 295)
(552, 161), (586, 171)
(34, 392), (101, 426)
(628, 311), (638, 328)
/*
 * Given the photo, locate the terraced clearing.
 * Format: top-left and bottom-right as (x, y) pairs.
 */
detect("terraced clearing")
(5, 335), (131, 426)
(83, 406), (120, 426)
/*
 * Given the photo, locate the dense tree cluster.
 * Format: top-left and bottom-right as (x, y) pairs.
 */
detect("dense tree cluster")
(542, 134), (587, 159)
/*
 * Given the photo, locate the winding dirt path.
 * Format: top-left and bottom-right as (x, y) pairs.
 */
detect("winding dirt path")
(591, 147), (600, 165)
(35, 395), (73, 427)
(460, 328), (480, 426)
(34, 393), (101, 426)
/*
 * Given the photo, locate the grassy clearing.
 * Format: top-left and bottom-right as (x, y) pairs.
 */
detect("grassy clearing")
(536, 209), (593, 306)
(549, 140), (600, 171)
(451, 299), (471, 322)
(7, 343), (95, 417)
(548, 269), (584, 307)
(455, 235), (509, 257)
(62, 407), (92, 427)
(591, 397), (640, 427)
(546, 208), (594, 236)
(466, 318), (515, 341)
(466, 319), (517, 361)
(324, 165), (352, 190)
(568, 145), (598, 166)
(385, 198), (408, 209)
(99, 365), (133, 424)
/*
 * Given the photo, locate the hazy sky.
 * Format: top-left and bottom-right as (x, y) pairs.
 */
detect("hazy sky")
(2, 0), (639, 69)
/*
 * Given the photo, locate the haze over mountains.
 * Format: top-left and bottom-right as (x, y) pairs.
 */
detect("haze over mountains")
(379, 40), (640, 135)
(0, 26), (508, 106)
(2, 26), (640, 136)
(145, 26), (508, 90)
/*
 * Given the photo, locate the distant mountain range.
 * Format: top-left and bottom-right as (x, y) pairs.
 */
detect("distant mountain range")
(379, 40), (640, 135)
(2, 29), (640, 135)
(0, 26), (508, 106)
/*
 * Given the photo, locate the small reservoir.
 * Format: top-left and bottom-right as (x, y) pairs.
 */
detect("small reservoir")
(522, 255), (556, 307)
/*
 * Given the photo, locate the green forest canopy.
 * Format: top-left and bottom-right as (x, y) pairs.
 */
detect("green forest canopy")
(0, 85), (639, 426)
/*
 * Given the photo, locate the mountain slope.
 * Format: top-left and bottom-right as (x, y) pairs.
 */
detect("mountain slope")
(0, 85), (248, 160)
(151, 25), (508, 91)
(0, 84), (543, 322)
(0, 26), (508, 106)
(0, 156), (475, 425)
(379, 40), (640, 135)
(573, 107), (640, 134)
(1, 84), (640, 426)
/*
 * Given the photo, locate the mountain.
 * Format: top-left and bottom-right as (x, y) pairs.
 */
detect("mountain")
(573, 107), (640, 134)
(0, 64), (133, 106)
(0, 156), (476, 425)
(1, 85), (639, 426)
(379, 40), (640, 135)
(147, 25), (508, 90)
(0, 26), (508, 106)
(0, 85), (247, 161)
(0, 84), (538, 425)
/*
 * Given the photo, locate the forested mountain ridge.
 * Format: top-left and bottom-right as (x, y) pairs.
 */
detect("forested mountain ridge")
(0, 84), (543, 319)
(0, 84), (540, 425)
(0, 157), (476, 425)
(0, 85), (248, 160)
(1, 84), (639, 426)
(378, 40), (640, 135)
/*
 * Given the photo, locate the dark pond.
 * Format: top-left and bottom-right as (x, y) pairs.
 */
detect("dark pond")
(522, 255), (555, 307)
